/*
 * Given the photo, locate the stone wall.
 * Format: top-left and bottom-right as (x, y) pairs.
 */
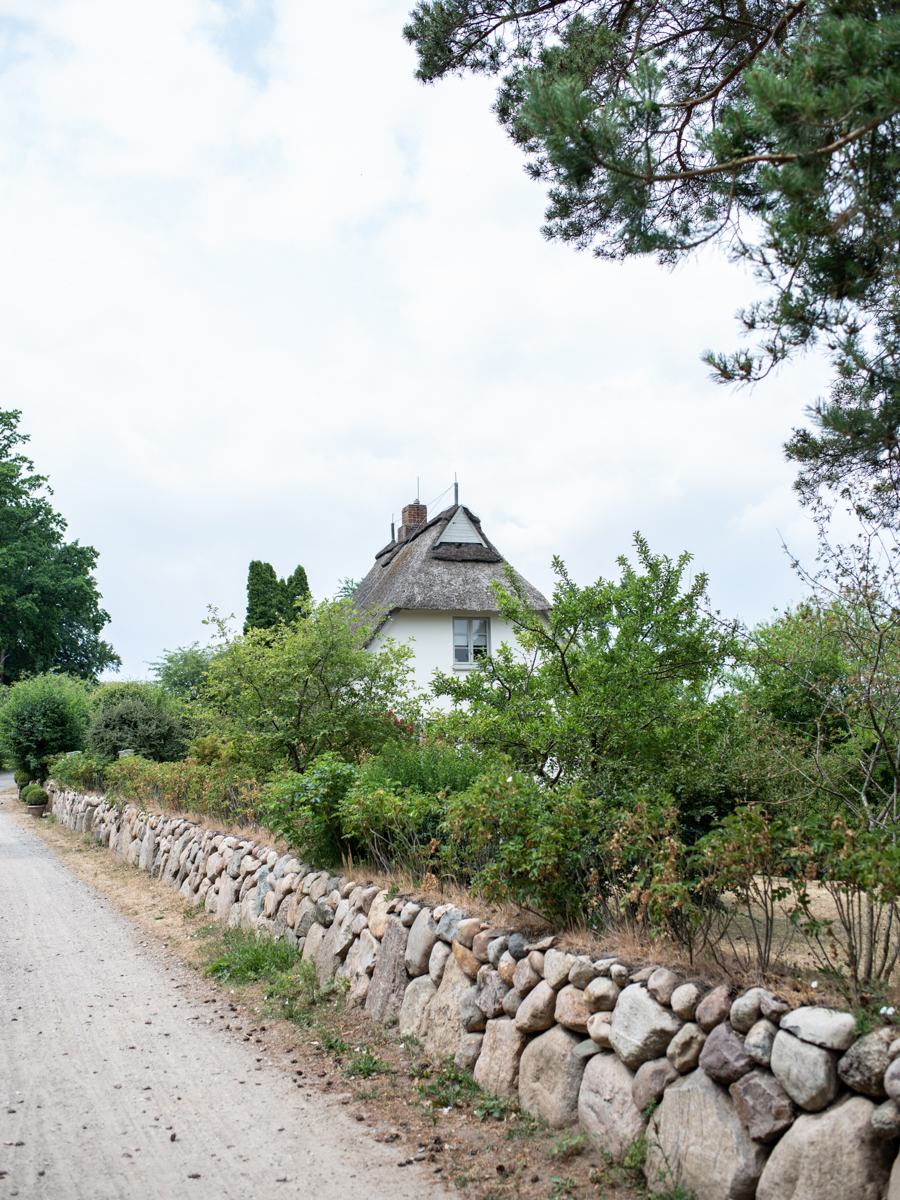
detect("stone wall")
(51, 786), (900, 1200)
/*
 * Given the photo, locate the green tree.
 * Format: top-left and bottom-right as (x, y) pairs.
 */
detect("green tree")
(204, 600), (418, 776)
(85, 696), (192, 763)
(0, 410), (120, 683)
(148, 642), (219, 701)
(0, 673), (91, 777)
(434, 536), (737, 816)
(405, 1), (900, 493)
(244, 560), (310, 632)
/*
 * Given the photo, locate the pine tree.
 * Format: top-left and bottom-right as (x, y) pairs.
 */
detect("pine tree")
(244, 561), (281, 633)
(405, 1), (900, 508)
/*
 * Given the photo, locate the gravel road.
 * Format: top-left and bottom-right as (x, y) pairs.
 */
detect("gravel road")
(0, 792), (448, 1200)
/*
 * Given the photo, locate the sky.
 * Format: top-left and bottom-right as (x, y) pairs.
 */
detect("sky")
(1, 0), (833, 678)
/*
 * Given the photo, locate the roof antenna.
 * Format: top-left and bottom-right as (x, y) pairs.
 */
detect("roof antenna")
(416, 476), (420, 504)
(391, 513), (395, 542)
(454, 473), (458, 507)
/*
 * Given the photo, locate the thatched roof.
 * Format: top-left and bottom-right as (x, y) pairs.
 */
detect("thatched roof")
(353, 504), (549, 623)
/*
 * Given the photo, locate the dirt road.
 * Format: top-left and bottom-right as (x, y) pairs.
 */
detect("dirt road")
(0, 791), (448, 1200)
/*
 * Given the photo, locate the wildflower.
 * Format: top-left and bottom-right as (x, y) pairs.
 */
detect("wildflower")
(810, 981), (818, 989)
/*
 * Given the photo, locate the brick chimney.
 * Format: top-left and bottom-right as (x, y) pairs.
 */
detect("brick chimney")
(398, 500), (427, 541)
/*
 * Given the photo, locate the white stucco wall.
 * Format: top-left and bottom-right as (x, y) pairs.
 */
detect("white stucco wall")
(369, 608), (524, 704)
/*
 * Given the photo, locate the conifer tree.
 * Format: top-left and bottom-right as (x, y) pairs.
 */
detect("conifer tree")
(279, 565), (310, 621)
(404, 0), (900, 506)
(244, 561), (311, 632)
(244, 561), (281, 633)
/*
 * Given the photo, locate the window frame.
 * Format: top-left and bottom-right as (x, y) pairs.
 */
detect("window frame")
(451, 615), (491, 668)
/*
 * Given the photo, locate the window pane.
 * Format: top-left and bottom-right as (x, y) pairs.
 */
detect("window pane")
(453, 619), (469, 634)
(473, 620), (488, 659)
(454, 646), (470, 663)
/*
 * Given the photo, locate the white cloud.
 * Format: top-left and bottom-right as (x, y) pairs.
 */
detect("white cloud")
(0, 0), (831, 673)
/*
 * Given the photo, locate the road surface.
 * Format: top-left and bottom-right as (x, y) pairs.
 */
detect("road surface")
(0, 789), (447, 1200)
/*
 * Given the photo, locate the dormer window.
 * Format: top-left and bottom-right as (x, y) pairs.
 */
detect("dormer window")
(453, 617), (489, 665)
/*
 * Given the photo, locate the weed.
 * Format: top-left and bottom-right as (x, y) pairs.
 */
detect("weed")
(205, 929), (299, 981)
(318, 1029), (350, 1054)
(547, 1131), (587, 1160)
(474, 1094), (514, 1121)
(416, 1059), (481, 1109)
(344, 1050), (389, 1078)
(549, 1174), (576, 1197)
(355, 1086), (379, 1101)
(504, 1110), (545, 1140)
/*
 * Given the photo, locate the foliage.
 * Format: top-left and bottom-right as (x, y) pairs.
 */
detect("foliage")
(693, 805), (801, 974)
(344, 1050), (390, 1078)
(13, 768), (30, 787)
(204, 600), (417, 777)
(416, 1059), (482, 1108)
(260, 753), (361, 865)
(791, 813), (900, 1002)
(148, 643), (219, 702)
(244, 560), (310, 632)
(444, 762), (595, 923)
(205, 928), (300, 981)
(0, 672), (91, 777)
(0, 409), (119, 683)
(85, 696), (192, 763)
(46, 750), (106, 793)
(21, 784), (48, 805)
(434, 536), (737, 816)
(405, 3), (900, 495)
(740, 521), (900, 831)
(83, 753), (263, 824)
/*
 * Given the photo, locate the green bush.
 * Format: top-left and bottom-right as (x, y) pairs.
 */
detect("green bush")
(85, 696), (191, 763)
(14, 768), (30, 788)
(444, 762), (596, 924)
(0, 673), (91, 777)
(45, 751), (106, 793)
(260, 753), (360, 866)
(21, 784), (48, 805)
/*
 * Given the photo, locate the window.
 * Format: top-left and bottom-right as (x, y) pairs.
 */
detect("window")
(453, 617), (489, 665)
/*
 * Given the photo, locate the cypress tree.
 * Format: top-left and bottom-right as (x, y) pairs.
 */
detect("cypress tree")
(244, 561), (281, 633)
(280, 564), (310, 622)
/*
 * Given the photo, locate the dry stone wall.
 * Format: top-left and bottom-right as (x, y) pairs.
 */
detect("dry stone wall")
(51, 787), (900, 1200)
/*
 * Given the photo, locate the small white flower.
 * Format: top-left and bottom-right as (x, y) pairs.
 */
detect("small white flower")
(881, 1007), (888, 1014)
(889, 1007), (896, 1016)
(810, 981), (818, 989)
(507, 776), (513, 783)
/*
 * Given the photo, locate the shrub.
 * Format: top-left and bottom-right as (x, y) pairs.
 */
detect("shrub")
(85, 696), (191, 763)
(45, 751), (106, 793)
(102, 754), (261, 823)
(21, 784), (48, 805)
(444, 762), (595, 924)
(260, 754), (361, 865)
(14, 768), (30, 788)
(0, 673), (91, 776)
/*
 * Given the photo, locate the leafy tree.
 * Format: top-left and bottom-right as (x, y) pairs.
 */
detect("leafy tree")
(84, 696), (192, 763)
(148, 642), (219, 701)
(433, 536), (738, 815)
(405, 1), (900, 491)
(244, 561), (311, 632)
(0, 409), (120, 683)
(0, 673), (91, 777)
(204, 600), (418, 776)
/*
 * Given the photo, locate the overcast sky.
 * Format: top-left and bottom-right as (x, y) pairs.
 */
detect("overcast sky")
(2, 0), (832, 678)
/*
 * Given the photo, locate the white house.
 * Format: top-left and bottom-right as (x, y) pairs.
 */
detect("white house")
(353, 495), (549, 697)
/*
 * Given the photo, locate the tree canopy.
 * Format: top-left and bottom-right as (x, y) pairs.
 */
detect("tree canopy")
(0, 409), (119, 684)
(405, 0), (900, 502)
